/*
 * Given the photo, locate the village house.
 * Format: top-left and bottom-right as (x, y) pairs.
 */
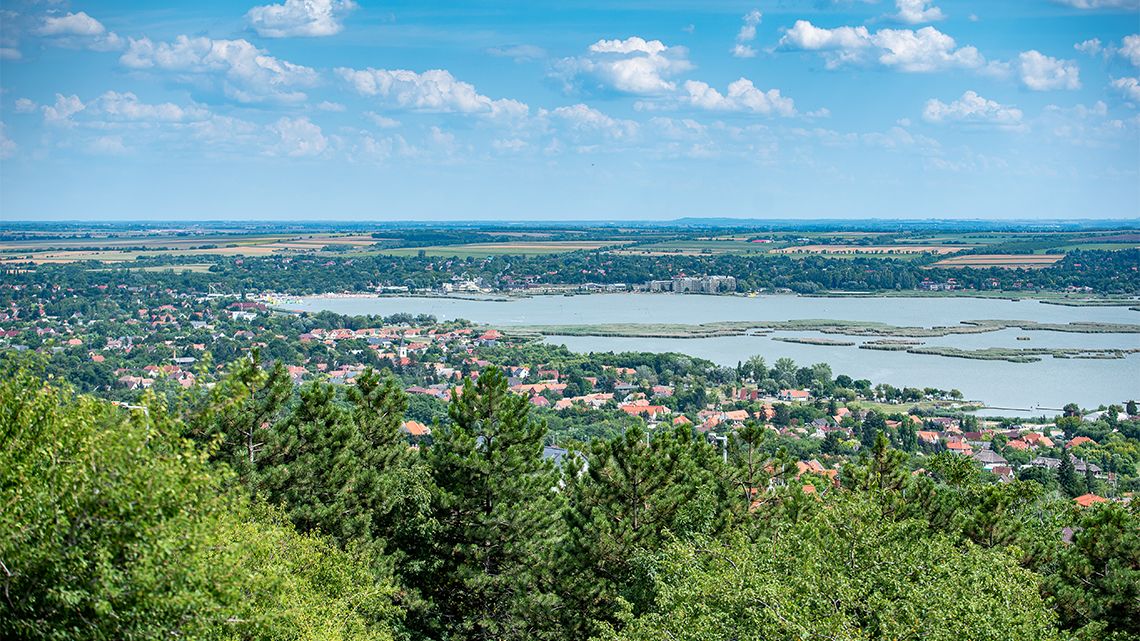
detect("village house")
(778, 389), (811, 402)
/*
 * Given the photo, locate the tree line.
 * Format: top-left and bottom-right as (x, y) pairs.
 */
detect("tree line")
(2, 358), (1137, 641)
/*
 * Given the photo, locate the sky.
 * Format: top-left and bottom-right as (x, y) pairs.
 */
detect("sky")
(0, 0), (1138, 221)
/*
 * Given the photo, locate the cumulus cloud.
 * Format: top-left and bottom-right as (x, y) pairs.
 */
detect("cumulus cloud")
(1018, 50), (1080, 90)
(120, 35), (318, 102)
(893, 0), (946, 24)
(269, 116), (328, 156)
(732, 10), (762, 58)
(1074, 38), (1102, 55)
(682, 78), (796, 116)
(14, 98), (37, 113)
(778, 21), (987, 72)
(247, 0), (356, 38)
(544, 103), (639, 139)
(922, 90), (1024, 128)
(95, 91), (211, 122)
(87, 135), (127, 155)
(1119, 34), (1140, 67)
(553, 36), (694, 95)
(365, 112), (401, 128)
(336, 67), (528, 118)
(40, 91), (211, 127)
(0, 122), (16, 159)
(37, 11), (123, 51)
(860, 126), (940, 151)
(1111, 76), (1140, 102)
(42, 94), (85, 125)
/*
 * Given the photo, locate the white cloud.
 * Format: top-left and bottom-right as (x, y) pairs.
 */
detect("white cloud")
(553, 36), (694, 95)
(1119, 34), (1140, 67)
(731, 44), (757, 58)
(120, 35), (318, 103)
(365, 111), (401, 128)
(269, 117), (327, 156)
(37, 11), (123, 51)
(1074, 38), (1102, 55)
(492, 138), (528, 152)
(682, 78), (796, 116)
(40, 91), (211, 128)
(589, 37), (667, 55)
(1111, 76), (1140, 102)
(14, 98), (37, 113)
(860, 126), (940, 152)
(87, 135), (127, 155)
(737, 10), (762, 42)
(779, 21), (870, 51)
(545, 103), (639, 139)
(0, 122), (16, 159)
(247, 0), (356, 38)
(1018, 50), (1080, 90)
(42, 94), (85, 125)
(732, 10), (761, 58)
(922, 90), (1024, 128)
(778, 21), (986, 72)
(336, 67), (528, 118)
(1041, 101), (1136, 148)
(894, 0), (946, 24)
(317, 100), (345, 111)
(94, 91), (210, 122)
(0, 48), (20, 60)
(1053, 0), (1139, 9)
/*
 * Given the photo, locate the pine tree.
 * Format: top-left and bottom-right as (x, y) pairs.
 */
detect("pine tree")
(899, 420), (918, 452)
(185, 352), (292, 481)
(345, 368), (434, 572)
(257, 381), (365, 541)
(1058, 453), (1081, 498)
(417, 367), (561, 641)
(861, 410), (886, 451)
(728, 422), (772, 511)
(558, 422), (732, 637)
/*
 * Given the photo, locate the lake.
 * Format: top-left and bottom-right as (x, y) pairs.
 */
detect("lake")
(285, 293), (1140, 411)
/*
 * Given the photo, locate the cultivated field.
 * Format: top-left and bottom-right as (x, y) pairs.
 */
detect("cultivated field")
(772, 244), (971, 255)
(375, 241), (628, 257)
(931, 254), (1066, 269)
(0, 233), (381, 264)
(609, 239), (783, 255)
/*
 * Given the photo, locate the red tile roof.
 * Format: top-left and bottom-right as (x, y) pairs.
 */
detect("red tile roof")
(1073, 493), (1109, 507)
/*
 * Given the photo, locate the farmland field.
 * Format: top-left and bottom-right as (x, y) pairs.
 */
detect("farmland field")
(931, 254), (1066, 269)
(609, 239), (784, 255)
(0, 233), (381, 263)
(373, 240), (628, 257)
(771, 244), (971, 255)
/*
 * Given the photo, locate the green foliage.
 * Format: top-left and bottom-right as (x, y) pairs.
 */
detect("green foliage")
(416, 367), (562, 641)
(1041, 503), (1140, 641)
(558, 423), (734, 636)
(606, 495), (1059, 641)
(0, 372), (399, 641)
(1058, 453), (1084, 498)
(184, 351), (293, 480)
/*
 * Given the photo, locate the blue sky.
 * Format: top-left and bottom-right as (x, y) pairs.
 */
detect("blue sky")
(1, 0), (1138, 220)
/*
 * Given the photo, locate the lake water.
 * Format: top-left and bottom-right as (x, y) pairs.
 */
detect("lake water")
(285, 294), (1140, 411)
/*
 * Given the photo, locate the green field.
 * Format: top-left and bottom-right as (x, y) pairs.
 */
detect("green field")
(372, 241), (628, 258)
(611, 239), (788, 255)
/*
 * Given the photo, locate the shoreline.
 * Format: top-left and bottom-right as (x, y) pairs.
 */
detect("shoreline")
(272, 289), (1140, 307)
